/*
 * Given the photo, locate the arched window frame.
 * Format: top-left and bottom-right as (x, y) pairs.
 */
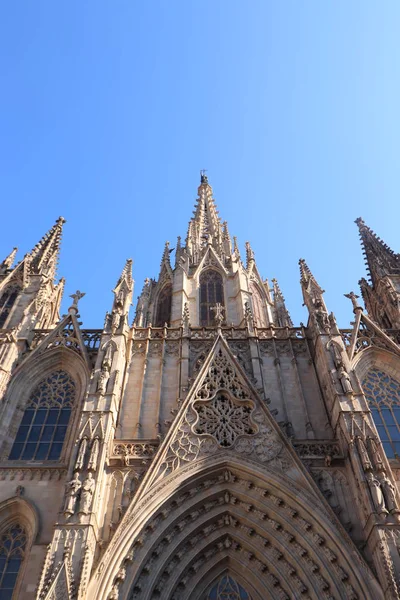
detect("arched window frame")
(0, 497), (38, 600)
(355, 348), (400, 460)
(1, 349), (88, 465)
(0, 287), (19, 329)
(8, 370), (76, 462)
(362, 368), (400, 458)
(249, 281), (267, 328)
(154, 283), (172, 327)
(199, 269), (225, 327)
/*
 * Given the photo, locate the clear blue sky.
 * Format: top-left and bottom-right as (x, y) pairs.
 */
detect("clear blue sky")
(1, 2), (399, 328)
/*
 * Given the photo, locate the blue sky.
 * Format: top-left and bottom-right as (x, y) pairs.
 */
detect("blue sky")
(1, 2), (400, 327)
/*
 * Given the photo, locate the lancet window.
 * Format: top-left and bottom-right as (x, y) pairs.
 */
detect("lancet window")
(155, 284), (172, 327)
(0, 288), (19, 328)
(9, 370), (76, 461)
(207, 575), (251, 600)
(0, 523), (27, 599)
(200, 270), (224, 326)
(249, 282), (266, 327)
(362, 368), (400, 458)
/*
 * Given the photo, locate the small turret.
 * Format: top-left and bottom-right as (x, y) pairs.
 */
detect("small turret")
(299, 258), (331, 333)
(272, 279), (293, 327)
(107, 259), (134, 334)
(0, 247), (18, 277)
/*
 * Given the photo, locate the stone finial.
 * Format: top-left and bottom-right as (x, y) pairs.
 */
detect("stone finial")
(68, 290), (85, 314)
(344, 292), (362, 311)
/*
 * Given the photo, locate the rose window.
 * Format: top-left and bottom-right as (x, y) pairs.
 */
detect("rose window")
(194, 392), (255, 447)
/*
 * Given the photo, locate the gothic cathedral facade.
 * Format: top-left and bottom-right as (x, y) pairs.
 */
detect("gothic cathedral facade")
(1, 175), (400, 599)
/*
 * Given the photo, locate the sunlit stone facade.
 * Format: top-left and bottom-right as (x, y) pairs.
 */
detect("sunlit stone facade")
(1, 177), (400, 598)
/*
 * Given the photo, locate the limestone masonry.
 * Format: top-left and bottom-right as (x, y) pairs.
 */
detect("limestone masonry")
(1, 175), (400, 599)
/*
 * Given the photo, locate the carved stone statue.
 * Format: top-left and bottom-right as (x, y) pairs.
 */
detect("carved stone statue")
(338, 365), (353, 395)
(356, 437), (372, 471)
(88, 437), (100, 471)
(103, 343), (114, 370)
(244, 302), (254, 329)
(80, 472), (95, 515)
(75, 436), (88, 470)
(116, 289), (125, 308)
(210, 303), (225, 326)
(97, 366), (110, 395)
(64, 472), (81, 517)
(366, 472), (388, 515)
(329, 341), (343, 369)
(380, 474), (398, 512)
(313, 300), (330, 333)
(366, 437), (384, 471)
(182, 302), (190, 334)
(111, 310), (121, 334)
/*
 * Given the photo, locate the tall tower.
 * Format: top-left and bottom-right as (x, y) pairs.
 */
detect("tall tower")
(0, 178), (399, 600)
(356, 217), (400, 329)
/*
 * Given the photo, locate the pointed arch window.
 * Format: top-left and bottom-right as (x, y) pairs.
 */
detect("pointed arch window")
(249, 282), (266, 327)
(0, 523), (27, 599)
(9, 370), (75, 462)
(200, 270), (224, 326)
(362, 368), (400, 458)
(0, 288), (19, 328)
(155, 283), (172, 327)
(208, 575), (251, 600)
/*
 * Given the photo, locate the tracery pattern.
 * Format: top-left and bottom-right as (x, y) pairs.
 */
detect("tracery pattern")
(249, 282), (266, 328)
(154, 284), (172, 327)
(9, 370), (75, 461)
(0, 288), (19, 329)
(0, 524), (27, 599)
(196, 348), (250, 400)
(362, 368), (400, 458)
(194, 393), (255, 447)
(208, 575), (251, 600)
(200, 270), (224, 326)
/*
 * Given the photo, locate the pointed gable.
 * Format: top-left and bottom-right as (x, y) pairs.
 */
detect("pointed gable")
(27, 312), (91, 369)
(135, 335), (325, 496)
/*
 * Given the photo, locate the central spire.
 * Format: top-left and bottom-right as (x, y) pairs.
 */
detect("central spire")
(185, 172), (226, 266)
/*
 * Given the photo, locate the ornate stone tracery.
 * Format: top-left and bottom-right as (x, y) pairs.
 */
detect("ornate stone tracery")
(194, 393), (255, 447)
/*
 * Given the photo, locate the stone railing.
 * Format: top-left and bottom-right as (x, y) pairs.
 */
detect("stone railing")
(110, 440), (160, 466)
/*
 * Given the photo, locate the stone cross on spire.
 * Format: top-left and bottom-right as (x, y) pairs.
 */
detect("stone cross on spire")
(211, 303), (225, 326)
(69, 290), (85, 314)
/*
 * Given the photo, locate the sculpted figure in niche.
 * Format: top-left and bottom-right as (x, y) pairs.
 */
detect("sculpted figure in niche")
(367, 437), (384, 471)
(116, 289), (125, 308)
(80, 472), (95, 514)
(97, 365), (110, 394)
(88, 436), (100, 471)
(356, 437), (372, 471)
(313, 300), (330, 333)
(329, 341), (343, 369)
(64, 472), (81, 517)
(366, 472), (388, 515)
(75, 436), (88, 471)
(338, 365), (353, 395)
(380, 474), (398, 513)
(111, 310), (121, 334)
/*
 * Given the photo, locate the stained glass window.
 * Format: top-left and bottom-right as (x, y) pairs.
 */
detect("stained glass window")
(155, 284), (172, 327)
(249, 282), (266, 327)
(362, 368), (400, 459)
(0, 524), (26, 599)
(9, 370), (75, 461)
(200, 270), (224, 326)
(0, 289), (18, 328)
(208, 575), (251, 600)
